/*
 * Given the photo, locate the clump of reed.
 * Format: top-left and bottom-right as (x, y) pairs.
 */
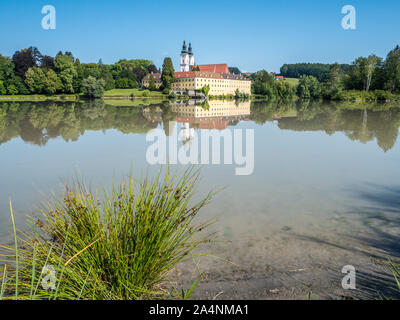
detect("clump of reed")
(0, 166), (216, 300)
(389, 260), (400, 296)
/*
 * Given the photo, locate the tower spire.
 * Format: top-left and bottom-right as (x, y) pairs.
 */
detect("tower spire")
(180, 40), (189, 72)
(181, 40), (187, 53)
(188, 42), (192, 55)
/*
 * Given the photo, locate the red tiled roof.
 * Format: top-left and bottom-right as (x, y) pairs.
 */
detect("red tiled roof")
(175, 116), (229, 130)
(196, 64), (229, 73)
(174, 71), (196, 78)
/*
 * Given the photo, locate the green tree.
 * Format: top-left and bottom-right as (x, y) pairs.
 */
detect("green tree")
(7, 84), (18, 95)
(161, 57), (175, 90)
(0, 54), (14, 81)
(344, 60), (364, 90)
(100, 65), (115, 91)
(12, 47), (42, 78)
(6, 76), (29, 95)
(274, 80), (295, 100)
(54, 53), (77, 93)
(116, 59), (153, 71)
(384, 45), (400, 93)
(297, 75), (321, 99)
(115, 69), (138, 88)
(81, 76), (105, 98)
(44, 69), (62, 95)
(73, 58), (84, 93)
(252, 70), (275, 99)
(229, 67), (241, 74)
(364, 55), (381, 91)
(327, 63), (343, 91)
(115, 78), (136, 89)
(83, 63), (101, 79)
(147, 64), (158, 74)
(0, 80), (6, 95)
(323, 63), (344, 98)
(25, 67), (46, 93)
(349, 55), (381, 91)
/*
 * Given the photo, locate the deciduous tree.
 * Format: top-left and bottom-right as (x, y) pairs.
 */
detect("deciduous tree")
(54, 53), (77, 93)
(81, 76), (105, 98)
(0, 54), (14, 81)
(12, 47), (42, 78)
(25, 67), (46, 93)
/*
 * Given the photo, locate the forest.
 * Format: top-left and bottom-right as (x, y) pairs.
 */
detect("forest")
(253, 45), (400, 101)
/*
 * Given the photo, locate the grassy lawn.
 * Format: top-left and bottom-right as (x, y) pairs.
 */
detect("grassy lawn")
(283, 78), (299, 87)
(0, 94), (78, 101)
(0, 89), (166, 101)
(104, 88), (166, 97)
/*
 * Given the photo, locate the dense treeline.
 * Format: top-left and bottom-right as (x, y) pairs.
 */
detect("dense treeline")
(0, 47), (159, 98)
(280, 63), (350, 82)
(253, 45), (400, 101)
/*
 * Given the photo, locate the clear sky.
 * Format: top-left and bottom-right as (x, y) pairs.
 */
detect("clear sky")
(0, 0), (399, 73)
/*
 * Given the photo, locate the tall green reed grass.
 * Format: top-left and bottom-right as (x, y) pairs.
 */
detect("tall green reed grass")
(389, 260), (400, 295)
(0, 166), (217, 300)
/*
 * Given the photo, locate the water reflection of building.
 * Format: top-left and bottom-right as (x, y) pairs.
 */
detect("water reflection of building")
(141, 100), (251, 131)
(172, 100), (251, 130)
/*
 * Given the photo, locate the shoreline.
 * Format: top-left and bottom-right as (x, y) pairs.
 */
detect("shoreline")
(0, 95), (168, 102)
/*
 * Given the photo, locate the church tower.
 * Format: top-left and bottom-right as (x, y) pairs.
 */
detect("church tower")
(180, 41), (194, 72)
(180, 41), (189, 72)
(188, 42), (194, 70)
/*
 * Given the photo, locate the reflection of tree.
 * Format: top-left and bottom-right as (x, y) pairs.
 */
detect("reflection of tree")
(250, 100), (296, 124)
(251, 100), (400, 152)
(0, 100), (159, 146)
(161, 102), (177, 137)
(369, 111), (400, 152)
(0, 107), (7, 140)
(201, 100), (210, 111)
(2, 100), (400, 152)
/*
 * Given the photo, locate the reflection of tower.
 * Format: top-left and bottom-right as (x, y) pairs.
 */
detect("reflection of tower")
(163, 120), (176, 137)
(180, 41), (194, 72)
(179, 122), (195, 144)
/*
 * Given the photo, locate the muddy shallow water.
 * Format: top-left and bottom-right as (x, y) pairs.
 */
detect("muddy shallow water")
(1, 99), (400, 299)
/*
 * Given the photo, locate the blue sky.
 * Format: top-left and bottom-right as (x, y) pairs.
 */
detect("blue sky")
(0, 0), (399, 73)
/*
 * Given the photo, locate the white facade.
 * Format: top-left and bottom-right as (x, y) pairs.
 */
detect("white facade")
(189, 54), (194, 68)
(180, 52), (190, 72)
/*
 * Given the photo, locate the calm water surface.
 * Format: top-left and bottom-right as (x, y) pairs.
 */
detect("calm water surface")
(1, 99), (400, 297)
